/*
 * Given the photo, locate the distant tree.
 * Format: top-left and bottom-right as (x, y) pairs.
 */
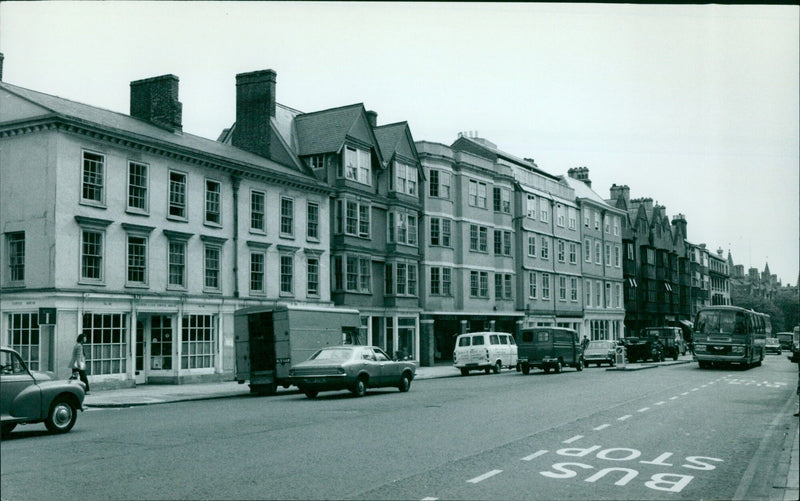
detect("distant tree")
(773, 288), (800, 331)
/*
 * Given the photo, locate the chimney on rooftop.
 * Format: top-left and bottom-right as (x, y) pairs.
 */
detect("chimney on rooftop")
(0, 53), (4, 81)
(567, 167), (592, 188)
(233, 69), (277, 159)
(609, 184), (630, 206)
(130, 75), (183, 133)
(366, 110), (377, 128)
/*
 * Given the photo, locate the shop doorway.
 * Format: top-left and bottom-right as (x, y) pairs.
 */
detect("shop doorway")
(134, 315), (174, 384)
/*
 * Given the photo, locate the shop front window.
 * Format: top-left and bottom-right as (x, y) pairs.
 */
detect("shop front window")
(83, 313), (127, 375)
(8, 313), (40, 370)
(181, 315), (216, 369)
(397, 317), (416, 360)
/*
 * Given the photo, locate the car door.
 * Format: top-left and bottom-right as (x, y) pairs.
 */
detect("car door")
(373, 347), (397, 387)
(1, 350), (41, 421)
(359, 348), (382, 387)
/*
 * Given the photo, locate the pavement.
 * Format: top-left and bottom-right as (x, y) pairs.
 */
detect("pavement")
(81, 357), (798, 499)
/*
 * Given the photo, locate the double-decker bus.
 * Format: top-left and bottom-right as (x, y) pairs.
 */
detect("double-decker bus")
(693, 306), (770, 369)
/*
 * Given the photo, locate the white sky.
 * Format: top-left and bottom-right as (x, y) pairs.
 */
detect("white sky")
(2, 2), (798, 284)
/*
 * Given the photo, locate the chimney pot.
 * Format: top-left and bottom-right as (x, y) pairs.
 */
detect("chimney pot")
(366, 110), (377, 127)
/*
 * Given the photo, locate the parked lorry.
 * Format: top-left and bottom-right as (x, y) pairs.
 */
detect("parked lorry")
(516, 327), (583, 374)
(234, 305), (362, 395)
(641, 327), (685, 360)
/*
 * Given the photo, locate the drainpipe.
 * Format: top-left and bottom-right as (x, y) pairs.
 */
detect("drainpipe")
(231, 175), (240, 298)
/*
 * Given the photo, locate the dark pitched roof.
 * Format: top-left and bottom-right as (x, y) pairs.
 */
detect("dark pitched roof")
(374, 121), (418, 164)
(294, 104), (365, 157)
(0, 81), (313, 182)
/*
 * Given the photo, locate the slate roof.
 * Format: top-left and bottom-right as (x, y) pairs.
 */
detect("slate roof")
(562, 175), (613, 208)
(452, 135), (559, 181)
(0, 82), (312, 182)
(373, 122), (408, 160)
(294, 104), (364, 156)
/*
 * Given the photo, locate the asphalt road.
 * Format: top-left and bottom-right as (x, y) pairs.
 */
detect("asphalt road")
(1, 355), (797, 500)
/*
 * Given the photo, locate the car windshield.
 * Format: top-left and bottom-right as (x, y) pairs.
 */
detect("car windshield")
(309, 348), (354, 361)
(587, 341), (613, 349)
(766, 338), (779, 345)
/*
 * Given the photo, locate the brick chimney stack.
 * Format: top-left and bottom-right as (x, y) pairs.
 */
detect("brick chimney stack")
(609, 184), (630, 206)
(567, 167), (592, 188)
(671, 213), (688, 239)
(232, 69), (276, 159)
(130, 75), (182, 133)
(0, 53), (4, 81)
(366, 110), (377, 127)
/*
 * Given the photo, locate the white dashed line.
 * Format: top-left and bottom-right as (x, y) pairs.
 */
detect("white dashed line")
(467, 470), (503, 483)
(421, 497), (438, 501)
(669, 396), (679, 400)
(521, 450), (549, 461)
(680, 392), (689, 395)
(593, 424), (611, 431)
(637, 407), (650, 413)
(617, 414), (632, 421)
(563, 435), (583, 444)
(691, 388), (699, 392)
(654, 401), (665, 406)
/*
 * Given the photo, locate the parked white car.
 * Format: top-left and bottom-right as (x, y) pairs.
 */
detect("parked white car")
(453, 332), (518, 376)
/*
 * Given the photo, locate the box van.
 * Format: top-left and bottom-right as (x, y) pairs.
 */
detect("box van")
(453, 332), (518, 376)
(516, 327), (583, 374)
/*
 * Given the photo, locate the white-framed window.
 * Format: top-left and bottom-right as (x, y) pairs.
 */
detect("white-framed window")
(559, 275), (567, 301)
(343, 146), (371, 185)
(528, 235), (536, 257)
(280, 197), (294, 237)
(394, 162), (417, 196)
(527, 194), (536, 219)
(528, 272), (537, 299)
(430, 218), (451, 247)
(615, 283), (622, 308)
(504, 274), (512, 299)
(307, 201), (319, 240)
(307, 257), (319, 296)
(594, 211), (600, 230)
(568, 207), (577, 230)
(557, 240), (565, 262)
(250, 190), (265, 233)
(386, 261), (417, 296)
(205, 179), (221, 225)
(585, 238), (591, 262)
(429, 169), (451, 199)
(167, 240), (186, 289)
(604, 215), (611, 233)
(126, 234), (148, 285)
(569, 242), (577, 264)
(7, 312), (40, 370)
(585, 280), (592, 307)
(308, 155), (325, 170)
(280, 254), (294, 295)
(493, 187), (511, 213)
(605, 282), (612, 308)
(571, 277), (578, 302)
(540, 237), (549, 260)
(336, 199), (371, 238)
(168, 170), (187, 220)
(469, 225), (488, 252)
(469, 271), (489, 298)
(615, 245), (621, 267)
(557, 204), (565, 227)
(541, 273), (550, 300)
(81, 150), (105, 205)
(388, 211), (417, 246)
(595, 280), (602, 307)
(468, 179), (487, 208)
(613, 216), (620, 236)
(81, 229), (104, 282)
(127, 161), (148, 213)
(429, 266), (453, 296)
(7, 232), (25, 283)
(204, 244), (221, 291)
(181, 315), (215, 370)
(250, 251), (265, 294)
(539, 198), (549, 223)
(83, 313), (127, 375)
(595, 241), (602, 264)
(605, 243), (612, 266)
(584, 208), (590, 227)
(334, 254), (371, 293)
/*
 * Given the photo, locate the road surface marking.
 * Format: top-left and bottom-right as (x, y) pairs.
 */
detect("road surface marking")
(593, 424), (611, 431)
(467, 470), (503, 483)
(654, 401), (665, 406)
(680, 392), (689, 395)
(617, 414), (632, 421)
(691, 388), (699, 391)
(421, 498), (438, 500)
(563, 435), (584, 443)
(669, 396), (679, 400)
(701, 384), (707, 388)
(522, 450), (549, 461)
(637, 407), (650, 412)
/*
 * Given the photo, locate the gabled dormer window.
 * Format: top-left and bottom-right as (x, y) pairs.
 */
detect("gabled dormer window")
(394, 162), (417, 196)
(342, 146), (371, 185)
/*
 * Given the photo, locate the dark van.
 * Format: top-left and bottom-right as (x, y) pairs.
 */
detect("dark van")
(516, 327), (583, 374)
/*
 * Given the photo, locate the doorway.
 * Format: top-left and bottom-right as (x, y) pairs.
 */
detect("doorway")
(134, 315), (174, 384)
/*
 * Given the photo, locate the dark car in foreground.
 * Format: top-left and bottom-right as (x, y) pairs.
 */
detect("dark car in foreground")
(583, 340), (617, 367)
(764, 337), (782, 355)
(288, 346), (416, 398)
(1, 346), (85, 436)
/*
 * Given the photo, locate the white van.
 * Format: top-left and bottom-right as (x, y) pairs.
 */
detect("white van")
(453, 331), (518, 376)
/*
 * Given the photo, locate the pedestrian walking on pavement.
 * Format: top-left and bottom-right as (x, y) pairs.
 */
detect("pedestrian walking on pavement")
(69, 334), (90, 394)
(581, 336), (590, 352)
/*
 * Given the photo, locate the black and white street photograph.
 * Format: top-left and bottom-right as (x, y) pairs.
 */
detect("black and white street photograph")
(1, 2), (798, 500)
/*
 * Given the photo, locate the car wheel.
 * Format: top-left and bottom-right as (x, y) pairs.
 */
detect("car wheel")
(543, 366), (550, 374)
(1, 423), (16, 436)
(609, 357), (616, 367)
(583, 360), (589, 368)
(460, 368), (469, 377)
(45, 396), (77, 434)
(576, 361), (583, 371)
(554, 360), (562, 373)
(522, 363), (530, 375)
(398, 372), (412, 392)
(698, 361), (709, 369)
(352, 376), (367, 397)
(484, 367), (491, 375)
(304, 389), (318, 399)
(493, 361), (501, 374)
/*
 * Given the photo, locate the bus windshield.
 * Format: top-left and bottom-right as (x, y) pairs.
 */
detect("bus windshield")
(696, 310), (747, 335)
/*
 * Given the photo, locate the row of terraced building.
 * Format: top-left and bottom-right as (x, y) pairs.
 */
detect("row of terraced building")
(0, 60), (722, 387)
